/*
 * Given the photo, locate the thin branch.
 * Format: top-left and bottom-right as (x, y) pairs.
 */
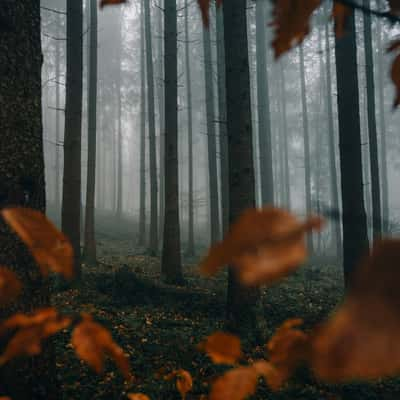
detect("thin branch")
(40, 6), (66, 15)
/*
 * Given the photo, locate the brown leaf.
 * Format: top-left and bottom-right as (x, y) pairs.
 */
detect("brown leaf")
(391, 52), (400, 107)
(127, 394), (150, 400)
(389, 0), (400, 14)
(0, 267), (22, 305)
(1, 208), (74, 279)
(100, 0), (126, 8)
(252, 360), (282, 391)
(267, 319), (309, 388)
(0, 308), (71, 365)
(312, 240), (400, 381)
(72, 313), (132, 380)
(271, 0), (321, 58)
(332, 3), (351, 37)
(200, 207), (323, 286)
(165, 369), (193, 400)
(198, 331), (242, 364)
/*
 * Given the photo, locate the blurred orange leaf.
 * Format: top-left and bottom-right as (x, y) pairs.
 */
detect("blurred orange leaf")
(127, 394), (150, 400)
(198, 331), (242, 364)
(0, 267), (22, 305)
(0, 308), (71, 365)
(332, 3), (351, 37)
(312, 240), (400, 381)
(165, 369), (193, 400)
(200, 207), (323, 286)
(388, 42), (400, 107)
(197, 0), (222, 27)
(389, 0), (400, 14)
(72, 313), (132, 380)
(100, 0), (126, 8)
(271, 0), (321, 58)
(1, 208), (74, 279)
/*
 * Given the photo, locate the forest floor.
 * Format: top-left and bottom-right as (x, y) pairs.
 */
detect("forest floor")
(52, 237), (400, 400)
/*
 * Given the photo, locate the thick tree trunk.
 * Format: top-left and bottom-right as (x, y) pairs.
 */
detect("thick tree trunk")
(62, 0), (83, 277)
(202, 21), (221, 244)
(255, 0), (274, 206)
(161, 0), (184, 284)
(223, 0), (264, 338)
(144, 0), (159, 254)
(83, 0), (97, 264)
(0, 2), (57, 398)
(334, 10), (369, 285)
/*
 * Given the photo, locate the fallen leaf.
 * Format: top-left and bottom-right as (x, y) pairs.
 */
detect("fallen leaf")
(72, 313), (132, 380)
(198, 331), (242, 364)
(312, 240), (400, 381)
(0, 267), (22, 305)
(0, 308), (71, 365)
(165, 369), (193, 400)
(100, 0), (126, 8)
(200, 207), (323, 286)
(1, 208), (74, 279)
(127, 394), (150, 400)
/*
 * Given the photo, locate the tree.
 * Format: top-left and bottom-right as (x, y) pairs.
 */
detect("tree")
(223, 0), (264, 336)
(62, 0), (83, 277)
(144, 0), (159, 254)
(116, 9), (123, 219)
(334, 9), (369, 284)
(161, 0), (184, 284)
(83, 0), (98, 264)
(255, 0), (274, 206)
(0, 2), (57, 398)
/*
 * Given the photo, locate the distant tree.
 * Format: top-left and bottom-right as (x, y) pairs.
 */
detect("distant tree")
(0, 2), (57, 398)
(161, 0), (184, 284)
(83, 0), (98, 264)
(116, 9), (123, 219)
(334, 9), (369, 285)
(62, 0), (83, 277)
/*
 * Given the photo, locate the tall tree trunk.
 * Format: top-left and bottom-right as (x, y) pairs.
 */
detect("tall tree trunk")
(62, 0), (83, 277)
(334, 10), (369, 285)
(376, 16), (389, 233)
(0, 2), (57, 398)
(55, 12), (62, 211)
(202, 20), (221, 244)
(299, 43), (313, 252)
(184, 0), (195, 256)
(138, 0), (147, 246)
(223, 0), (264, 338)
(216, 4), (229, 234)
(363, 0), (382, 238)
(116, 10), (123, 219)
(255, 0), (274, 206)
(83, 0), (97, 264)
(144, 0), (159, 254)
(161, 0), (184, 284)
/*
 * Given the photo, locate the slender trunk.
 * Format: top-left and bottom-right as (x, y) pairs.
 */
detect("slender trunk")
(62, 0), (83, 277)
(161, 0), (183, 284)
(144, 0), (159, 254)
(202, 20), (220, 244)
(83, 0), (98, 264)
(55, 12), (62, 211)
(184, 0), (195, 255)
(334, 10), (369, 285)
(255, 0), (274, 206)
(116, 11), (123, 218)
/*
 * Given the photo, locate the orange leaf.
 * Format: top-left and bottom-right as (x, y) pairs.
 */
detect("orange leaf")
(127, 394), (150, 400)
(0, 308), (71, 365)
(0, 267), (22, 305)
(72, 313), (132, 380)
(1, 208), (74, 279)
(267, 319), (309, 388)
(332, 3), (351, 38)
(389, 0), (400, 14)
(165, 369), (193, 400)
(271, 0), (321, 58)
(198, 331), (242, 364)
(100, 0), (126, 8)
(390, 51), (400, 107)
(312, 240), (400, 381)
(200, 207), (323, 286)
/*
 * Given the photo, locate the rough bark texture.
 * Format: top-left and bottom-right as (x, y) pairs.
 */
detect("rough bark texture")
(223, 0), (264, 338)
(334, 11), (369, 285)
(62, 0), (83, 277)
(161, 0), (183, 284)
(83, 0), (98, 264)
(0, 2), (57, 398)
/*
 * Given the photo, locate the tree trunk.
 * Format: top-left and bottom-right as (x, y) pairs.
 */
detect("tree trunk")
(62, 0), (83, 277)
(83, 0), (97, 264)
(55, 12), (62, 211)
(0, 2), (57, 398)
(161, 0), (184, 284)
(144, 0), (159, 254)
(255, 0), (274, 206)
(334, 10), (369, 285)
(116, 10), (123, 219)
(223, 0), (264, 338)
(202, 20), (221, 244)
